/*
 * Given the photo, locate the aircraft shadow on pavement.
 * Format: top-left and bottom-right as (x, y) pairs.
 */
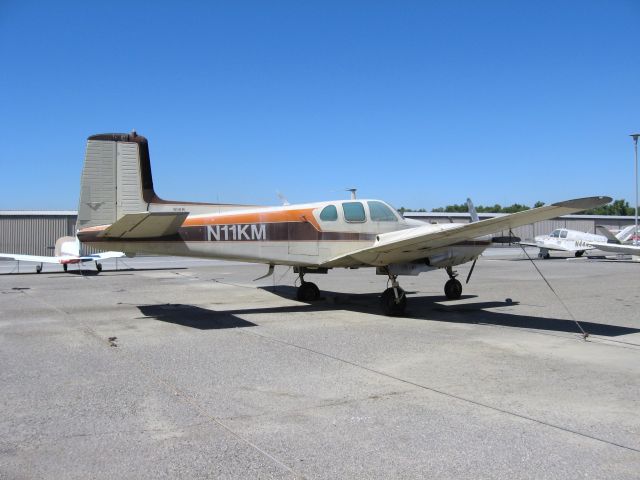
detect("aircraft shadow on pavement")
(137, 304), (257, 330)
(257, 286), (640, 338)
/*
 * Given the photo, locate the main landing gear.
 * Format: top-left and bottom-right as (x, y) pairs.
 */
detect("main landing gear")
(36, 263), (43, 274)
(95, 262), (102, 272)
(575, 250), (585, 257)
(380, 269), (407, 316)
(444, 267), (462, 300)
(296, 270), (320, 302)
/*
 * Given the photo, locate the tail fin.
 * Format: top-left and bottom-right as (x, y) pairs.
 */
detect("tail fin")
(76, 131), (256, 231)
(595, 225), (621, 244)
(615, 225), (637, 243)
(55, 236), (80, 257)
(77, 131), (154, 230)
(596, 224), (637, 244)
(466, 198), (480, 223)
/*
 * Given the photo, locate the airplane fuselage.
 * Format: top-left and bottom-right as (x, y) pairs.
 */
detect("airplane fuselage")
(78, 199), (490, 269)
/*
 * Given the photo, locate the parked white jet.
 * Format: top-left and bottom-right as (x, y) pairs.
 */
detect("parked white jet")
(0, 236), (124, 273)
(519, 229), (607, 259)
(74, 131), (611, 314)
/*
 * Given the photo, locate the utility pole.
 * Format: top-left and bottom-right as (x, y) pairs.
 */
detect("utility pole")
(631, 134), (639, 246)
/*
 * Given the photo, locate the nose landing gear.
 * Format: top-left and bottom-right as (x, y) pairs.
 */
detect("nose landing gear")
(444, 267), (462, 300)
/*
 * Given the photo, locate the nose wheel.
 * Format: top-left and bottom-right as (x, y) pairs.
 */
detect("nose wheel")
(444, 267), (462, 300)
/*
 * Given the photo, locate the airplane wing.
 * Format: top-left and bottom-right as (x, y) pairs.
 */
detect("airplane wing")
(588, 242), (640, 256)
(0, 253), (64, 264)
(517, 240), (540, 248)
(321, 196), (611, 267)
(82, 251), (126, 260)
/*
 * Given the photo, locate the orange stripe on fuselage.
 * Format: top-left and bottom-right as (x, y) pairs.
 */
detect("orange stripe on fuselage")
(183, 208), (321, 231)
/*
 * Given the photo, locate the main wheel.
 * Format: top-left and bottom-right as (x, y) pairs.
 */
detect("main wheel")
(297, 281), (320, 302)
(543, 252), (551, 259)
(96, 262), (103, 272)
(380, 287), (407, 316)
(63, 264), (68, 272)
(575, 250), (584, 257)
(36, 265), (42, 274)
(444, 278), (463, 300)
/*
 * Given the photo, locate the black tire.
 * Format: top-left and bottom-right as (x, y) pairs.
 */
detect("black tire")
(444, 278), (463, 300)
(543, 253), (551, 259)
(575, 250), (584, 257)
(380, 287), (407, 316)
(96, 263), (103, 272)
(63, 264), (68, 272)
(36, 265), (42, 274)
(297, 282), (320, 302)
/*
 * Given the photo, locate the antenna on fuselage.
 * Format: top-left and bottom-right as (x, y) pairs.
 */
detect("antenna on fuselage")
(346, 188), (357, 200)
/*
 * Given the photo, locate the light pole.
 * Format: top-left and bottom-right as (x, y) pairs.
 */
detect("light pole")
(632, 134), (639, 246)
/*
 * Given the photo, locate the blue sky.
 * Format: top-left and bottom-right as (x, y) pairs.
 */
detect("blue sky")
(1, 1), (638, 211)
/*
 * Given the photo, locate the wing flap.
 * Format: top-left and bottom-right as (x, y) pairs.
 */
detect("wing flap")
(98, 212), (188, 239)
(322, 196), (611, 267)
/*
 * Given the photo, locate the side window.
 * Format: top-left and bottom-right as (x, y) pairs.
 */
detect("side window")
(550, 230), (560, 238)
(342, 202), (366, 222)
(368, 201), (398, 222)
(319, 205), (338, 221)
(560, 230), (568, 238)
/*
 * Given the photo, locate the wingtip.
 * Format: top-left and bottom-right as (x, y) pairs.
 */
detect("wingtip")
(551, 196), (612, 210)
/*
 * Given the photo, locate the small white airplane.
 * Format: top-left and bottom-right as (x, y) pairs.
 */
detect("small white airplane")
(519, 228), (607, 259)
(74, 131), (611, 315)
(0, 236), (124, 273)
(588, 225), (640, 257)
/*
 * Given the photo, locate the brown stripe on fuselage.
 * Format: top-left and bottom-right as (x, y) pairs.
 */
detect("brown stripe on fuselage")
(77, 221), (378, 244)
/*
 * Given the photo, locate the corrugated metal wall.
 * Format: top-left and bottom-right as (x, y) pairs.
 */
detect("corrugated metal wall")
(0, 215), (76, 256)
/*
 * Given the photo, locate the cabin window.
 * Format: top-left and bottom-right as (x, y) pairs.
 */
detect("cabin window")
(342, 202), (366, 222)
(319, 205), (338, 221)
(560, 230), (568, 238)
(550, 230), (560, 238)
(368, 201), (398, 222)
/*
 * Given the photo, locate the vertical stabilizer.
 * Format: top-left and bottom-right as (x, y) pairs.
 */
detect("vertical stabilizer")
(77, 132), (153, 229)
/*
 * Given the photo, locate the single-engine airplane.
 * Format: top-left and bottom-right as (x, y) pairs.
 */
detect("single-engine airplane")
(75, 132), (611, 314)
(0, 236), (124, 273)
(519, 228), (608, 259)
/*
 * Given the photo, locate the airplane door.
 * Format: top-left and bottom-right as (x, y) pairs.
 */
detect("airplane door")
(288, 222), (319, 256)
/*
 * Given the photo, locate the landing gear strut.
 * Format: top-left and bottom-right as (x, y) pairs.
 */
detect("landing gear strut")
(380, 269), (407, 316)
(296, 269), (320, 302)
(96, 262), (102, 273)
(36, 263), (42, 274)
(444, 267), (462, 300)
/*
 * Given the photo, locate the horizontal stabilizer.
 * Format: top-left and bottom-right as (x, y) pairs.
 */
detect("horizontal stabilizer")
(98, 212), (188, 239)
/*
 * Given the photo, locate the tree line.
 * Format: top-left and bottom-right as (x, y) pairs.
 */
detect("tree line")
(397, 199), (636, 216)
